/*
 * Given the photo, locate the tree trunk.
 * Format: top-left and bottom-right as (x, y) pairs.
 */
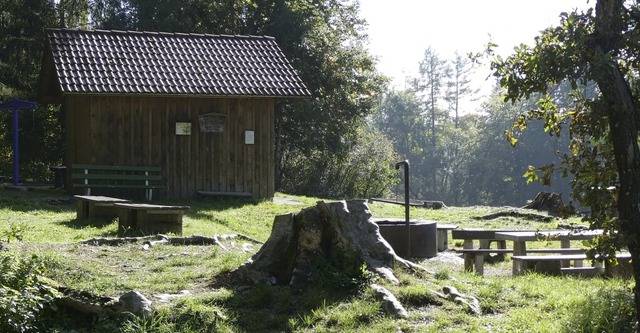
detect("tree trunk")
(231, 200), (422, 286)
(591, 1), (640, 329)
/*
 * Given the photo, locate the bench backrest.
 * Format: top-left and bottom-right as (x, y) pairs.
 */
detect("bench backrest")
(71, 164), (162, 182)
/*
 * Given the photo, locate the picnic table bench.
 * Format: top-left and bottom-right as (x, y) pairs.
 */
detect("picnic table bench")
(462, 247), (586, 276)
(71, 164), (165, 201)
(512, 252), (631, 277)
(115, 203), (190, 235)
(74, 195), (130, 219)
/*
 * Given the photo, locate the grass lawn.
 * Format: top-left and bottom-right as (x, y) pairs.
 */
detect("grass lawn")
(0, 186), (635, 333)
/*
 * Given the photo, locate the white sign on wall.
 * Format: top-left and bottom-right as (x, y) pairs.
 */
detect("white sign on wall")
(176, 122), (192, 135)
(245, 130), (255, 144)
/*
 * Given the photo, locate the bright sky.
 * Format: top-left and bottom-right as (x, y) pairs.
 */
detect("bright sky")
(359, 0), (593, 96)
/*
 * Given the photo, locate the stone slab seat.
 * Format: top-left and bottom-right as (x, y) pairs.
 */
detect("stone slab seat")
(512, 254), (595, 276)
(74, 195), (131, 219)
(114, 203), (190, 236)
(461, 248), (586, 276)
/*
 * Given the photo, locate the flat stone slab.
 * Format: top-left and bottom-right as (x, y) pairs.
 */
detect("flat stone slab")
(74, 195), (131, 219)
(114, 203), (190, 235)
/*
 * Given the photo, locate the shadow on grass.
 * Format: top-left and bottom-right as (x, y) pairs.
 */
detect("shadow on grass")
(173, 197), (263, 227)
(0, 188), (75, 213)
(200, 268), (370, 332)
(55, 217), (120, 238)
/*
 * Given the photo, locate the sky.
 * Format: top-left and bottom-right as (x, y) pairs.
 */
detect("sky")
(359, 0), (593, 101)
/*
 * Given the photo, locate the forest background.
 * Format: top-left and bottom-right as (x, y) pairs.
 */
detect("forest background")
(0, 0), (576, 208)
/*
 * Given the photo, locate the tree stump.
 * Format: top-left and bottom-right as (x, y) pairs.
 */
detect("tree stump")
(231, 200), (417, 286)
(522, 192), (578, 217)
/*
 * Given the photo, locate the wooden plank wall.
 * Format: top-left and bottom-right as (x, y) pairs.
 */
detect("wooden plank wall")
(65, 95), (275, 199)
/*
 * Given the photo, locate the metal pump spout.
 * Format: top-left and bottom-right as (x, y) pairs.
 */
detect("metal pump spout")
(395, 160), (410, 258)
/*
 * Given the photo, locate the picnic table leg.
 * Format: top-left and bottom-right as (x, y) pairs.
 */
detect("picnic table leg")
(437, 230), (446, 251)
(463, 240), (474, 271)
(512, 241), (527, 275)
(479, 239), (491, 260)
(560, 239), (571, 268)
(513, 241), (527, 256)
(474, 254), (485, 276)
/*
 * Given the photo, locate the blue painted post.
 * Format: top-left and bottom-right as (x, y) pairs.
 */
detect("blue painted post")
(12, 109), (19, 186)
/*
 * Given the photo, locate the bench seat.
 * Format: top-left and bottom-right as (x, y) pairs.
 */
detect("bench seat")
(512, 254), (596, 276)
(74, 195), (130, 219)
(115, 203), (190, 236)
(462, 248), (586, 276)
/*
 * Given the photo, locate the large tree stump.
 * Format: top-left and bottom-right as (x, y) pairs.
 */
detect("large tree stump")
(231, 200), (418, 286)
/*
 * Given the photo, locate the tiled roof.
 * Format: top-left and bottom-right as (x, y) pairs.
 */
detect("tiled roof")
(45, 28), (310, 97)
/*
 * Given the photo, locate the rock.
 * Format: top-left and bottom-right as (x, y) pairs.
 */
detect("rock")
(371, 284), (408, 319)
(115, 291), (152, 317)
(155, 290), (191, 303)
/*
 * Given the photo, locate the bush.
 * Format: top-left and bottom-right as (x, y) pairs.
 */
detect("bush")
(0, 252), (58, 333)
(280, 126), (399, 199)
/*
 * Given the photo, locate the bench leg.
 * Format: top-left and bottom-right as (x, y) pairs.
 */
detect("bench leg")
(513, 259), (534, 276)
(474, 254), (485, 276)
(437, 230), (448, 251)
(513, 259), (522, 276)
(76, 200), (89, 219)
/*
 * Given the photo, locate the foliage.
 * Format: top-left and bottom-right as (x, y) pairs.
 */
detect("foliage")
(488, 1), (640, 253)
(280, 125), (399, 199)
(372, 81), (573, 206)
(489, 0), (640, 324)
(0, 252), (58, 333)
(0, 1), (64, 183)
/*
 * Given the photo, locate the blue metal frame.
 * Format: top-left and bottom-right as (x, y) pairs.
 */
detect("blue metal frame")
(0, 98), (37, 186)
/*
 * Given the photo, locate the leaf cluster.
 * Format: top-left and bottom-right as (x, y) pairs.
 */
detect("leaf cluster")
(491, 2), (640, 255)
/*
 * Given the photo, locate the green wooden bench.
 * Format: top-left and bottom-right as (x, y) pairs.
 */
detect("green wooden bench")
(71, 164), (165, 201)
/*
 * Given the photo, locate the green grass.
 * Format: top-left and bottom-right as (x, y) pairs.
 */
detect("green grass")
(0, 186), (636, 332)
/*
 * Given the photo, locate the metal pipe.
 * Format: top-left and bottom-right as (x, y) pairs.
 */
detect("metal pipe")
(395, 160), (410, 257)
(12, 109), (19, 186)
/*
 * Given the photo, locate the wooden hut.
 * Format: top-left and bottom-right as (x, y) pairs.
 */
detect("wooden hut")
(38, 29), (310, 200)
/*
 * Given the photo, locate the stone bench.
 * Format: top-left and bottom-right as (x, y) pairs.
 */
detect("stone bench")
(74, 195), (130, 219)
(463, 247), (585, 276)
(115, 203), (190, 236)
(512, 254), (597, 276)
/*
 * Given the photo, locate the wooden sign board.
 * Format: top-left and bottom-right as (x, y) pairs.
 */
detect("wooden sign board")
(198, 112), (227, 132)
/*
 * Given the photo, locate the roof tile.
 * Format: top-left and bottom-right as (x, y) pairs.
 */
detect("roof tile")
(46, 28), (310, 98)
